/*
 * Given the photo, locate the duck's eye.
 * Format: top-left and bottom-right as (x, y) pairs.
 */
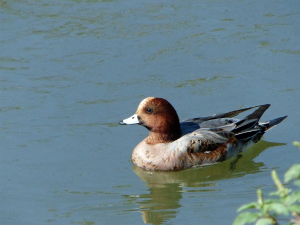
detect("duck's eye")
(146, 108), (153, 114)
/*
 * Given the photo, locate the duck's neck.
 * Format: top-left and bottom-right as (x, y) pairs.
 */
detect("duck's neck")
(145, 125), (182, 144)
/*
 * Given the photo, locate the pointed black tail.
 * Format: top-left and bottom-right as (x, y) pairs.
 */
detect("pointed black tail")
(234, 115), (287, 143)
(232, 104), (270, 133)
(259, 115), (288, 131)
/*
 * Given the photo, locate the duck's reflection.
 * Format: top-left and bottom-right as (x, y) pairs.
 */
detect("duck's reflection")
(129, 140), (285, 225)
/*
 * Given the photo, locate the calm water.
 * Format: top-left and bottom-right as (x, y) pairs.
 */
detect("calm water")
(1, 0), (300, 224)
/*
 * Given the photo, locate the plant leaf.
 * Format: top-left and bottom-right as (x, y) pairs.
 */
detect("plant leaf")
(284, 164), (300, 183)
(294, 180), (300, 187)
(237, 202), (258, 212)
(268, 203), (289, 215)
(285, 191), (300, 205)
(255, 217), (274, 225)
(269, 191), (282, 197)
(257, 189), (264, 205)
(261, 204), (271, 215)
(293, 141), (300, 148)
(288, 204), (300, 213)
(233, 212), (259, 225)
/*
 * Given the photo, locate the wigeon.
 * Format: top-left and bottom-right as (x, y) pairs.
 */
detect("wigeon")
(120, 97), (287, 171)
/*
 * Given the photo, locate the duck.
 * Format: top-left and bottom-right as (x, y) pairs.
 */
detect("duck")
(120, 97), (287, 171)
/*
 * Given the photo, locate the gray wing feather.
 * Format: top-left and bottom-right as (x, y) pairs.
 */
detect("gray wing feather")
(173, 126), (235, 153)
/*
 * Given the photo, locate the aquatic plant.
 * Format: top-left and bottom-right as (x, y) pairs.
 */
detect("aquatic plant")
(233, 142), (300, 225)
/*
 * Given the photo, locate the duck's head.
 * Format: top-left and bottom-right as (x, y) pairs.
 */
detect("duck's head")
(120, 97), (182, 144)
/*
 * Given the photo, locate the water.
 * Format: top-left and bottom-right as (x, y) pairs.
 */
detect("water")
(1, 0), (300, 224)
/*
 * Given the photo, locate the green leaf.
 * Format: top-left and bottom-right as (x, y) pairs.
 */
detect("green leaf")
(264, 199), (277, 204)
(285, 191), (300, 205)
(257, 189), (264, 205)
(237, 202), (258, 212)
(268, 203), (289, 215)
(293, 141), (300, 148)
(294, 180), (300, 187)
(233, 212), (259, 225)
(272, 170), (287, 196)
(255, 217), (274, 225)
(269, 191), (280, 197)
(288, 204), (300, 213)
(261, 204), (271, 215)
(284, 164), (300, 183)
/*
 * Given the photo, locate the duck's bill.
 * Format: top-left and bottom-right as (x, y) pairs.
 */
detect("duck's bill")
(119, 114), (140, 125)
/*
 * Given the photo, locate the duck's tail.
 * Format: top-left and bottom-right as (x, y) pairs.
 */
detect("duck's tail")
(232, 104), (287, 143)
(258, 115), (288, 132)
(232, 104), (270, 134)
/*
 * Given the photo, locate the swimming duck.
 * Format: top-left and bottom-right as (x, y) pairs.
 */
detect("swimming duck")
(120, 97), (287, 171)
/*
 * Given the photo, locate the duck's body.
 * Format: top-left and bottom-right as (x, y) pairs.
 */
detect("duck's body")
(120, 97), (287, 171)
